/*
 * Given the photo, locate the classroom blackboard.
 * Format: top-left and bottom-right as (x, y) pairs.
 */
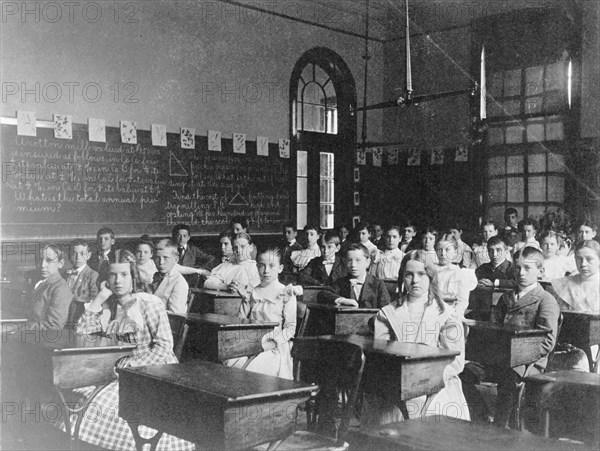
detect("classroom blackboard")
(1, 123), (292, 240)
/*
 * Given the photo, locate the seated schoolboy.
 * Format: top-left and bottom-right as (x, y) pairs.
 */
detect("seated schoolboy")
(28, 244), (73, 329)
(318, 243), (390, 309)
(400, 221), (420, 254)
(372, 222), (385, 251)
(475, 236), (516, 290)
(500, 207), (522, 250)
(135, 236), (157, 286)
(280, 222), (302, 274)
(370, 225), (404, 279)
(88, 227), (117, 286)
(473, 221), (498, 267)
(65, 239), (99, 323)
(512, 218), (541, 256)
(150, 239), (189, 315)
(291, 224), (322, 271)
(298, 230), (347, 286)
(460, 247), (560, 428)
(172, 223), (215, 272)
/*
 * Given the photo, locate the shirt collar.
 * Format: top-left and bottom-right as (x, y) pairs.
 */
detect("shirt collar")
(350, 274), (367, 285)
(517, 283), (537, 299)
(288, 239), (297, 246)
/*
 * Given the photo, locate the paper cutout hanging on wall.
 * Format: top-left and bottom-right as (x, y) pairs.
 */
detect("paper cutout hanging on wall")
(257, 136), (269, 156)
(356, 148), (366, 165)
(54, 114), (72, 139)
(89, 118), (106, 142)
(151, 124), (167, 147)
(120, 121), (137, 144)
(372, 148), (383, 167)
(407, 149), (421, 166)
(387, 148), (399, 165)
(233, 133), (246, 154)
(455, 145), (469, 162)
(208, 130), (222, 151)
(279, 139), (290, 158)
(181, 127), (195, 149)
(431, 147), (444, 165)
(17, 111), (36, 136)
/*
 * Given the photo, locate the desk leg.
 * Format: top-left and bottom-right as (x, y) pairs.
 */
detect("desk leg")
(58, 385), (108, 450)
(128, 423), (163, 451)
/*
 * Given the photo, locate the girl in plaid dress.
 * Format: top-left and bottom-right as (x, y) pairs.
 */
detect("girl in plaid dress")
(72, 250), (194, 451)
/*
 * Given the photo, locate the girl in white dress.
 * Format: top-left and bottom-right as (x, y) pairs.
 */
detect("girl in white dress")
(363, 251), (470, 426)
(291, 224), (322, 270)
(229, 247), (298, 379)
(371, 225), (404, 279)
(204, 232), (260, 291)
(135, 238), (157, 286)
(421, 226), (439, 271)
(539, 230), (577, 281)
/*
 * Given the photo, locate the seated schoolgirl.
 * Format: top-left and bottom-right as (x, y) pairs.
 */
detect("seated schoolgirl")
(552, 240), (599, 313)
(433, 237), (477, 317)
(317, 243), (390, 309)
(512, 218), (541, 256)
(370, 225), (404, 279)
(229, 216), (258, 260)
(290, 224), (322, 271)
(203, 232), (260, 291)
(444, 222), (475, 268)
(539, 230), (577, 281)
(362, 250), (469, 426)
(71, 250), (192, 451)
(227, 247), (298, 379)
(420, 226), (439, 270)
(217, 230), (235, 263)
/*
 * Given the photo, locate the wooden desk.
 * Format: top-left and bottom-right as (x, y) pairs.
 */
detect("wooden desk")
(524, 370), (600, 446)
(464, 319), (547, 367)
(558, 311), (600, 372)
(118, 360), (317, 450)
(181, 313), (277, 362)
(317, 335), (458, 412)
(351, 415), (587, 450)
(1, 326), (135, 441)
(298, 285), (323, 304)
(305, 304), (378, 337)
(188, 288), (243, 316)
(467, 288), (512, 321)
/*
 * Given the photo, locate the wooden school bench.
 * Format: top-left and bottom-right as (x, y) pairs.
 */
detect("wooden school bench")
(118, 360), (317, 450)
(179, 312), (277, 362)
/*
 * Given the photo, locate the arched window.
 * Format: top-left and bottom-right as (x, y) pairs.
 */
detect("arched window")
(290, 48), (356, 229)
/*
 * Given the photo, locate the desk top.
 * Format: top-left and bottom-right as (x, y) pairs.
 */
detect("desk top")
(190, 288), (241, 298)
(355, 416), (587, 451)
(313, 334), (459, 362)
(307, 304), (379, 314)
(186, 313), (278, 329)
(526, 370), (600, 387)
(463, 319), (548, 337)
(118, 360), (317, 403)
(561, 311), (600, 320)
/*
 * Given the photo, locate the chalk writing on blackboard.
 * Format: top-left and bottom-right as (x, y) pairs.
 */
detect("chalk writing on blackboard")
(229, 191), (249, 206)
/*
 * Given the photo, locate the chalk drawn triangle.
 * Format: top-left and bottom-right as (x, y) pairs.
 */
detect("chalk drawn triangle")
(229, 191), (249, 206)
(169, 150), (188, 176)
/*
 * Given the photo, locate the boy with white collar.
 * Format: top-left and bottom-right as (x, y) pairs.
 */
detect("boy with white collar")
(151, 239), (189, 315)
(65, 239), (99, 323)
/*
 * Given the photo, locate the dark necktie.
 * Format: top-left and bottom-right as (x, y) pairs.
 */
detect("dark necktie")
(350, 279), (363, 300)
(178, 247), (185, 263)
(151, 272), (165, 292)
(66, 269), (78, 290)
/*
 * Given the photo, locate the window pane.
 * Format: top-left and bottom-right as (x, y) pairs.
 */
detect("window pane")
(320, 204), (334, 230)
(327, 108), (338, 134)
(487, 99), (504, 118)
(528, 206), (547, 219)
(507, 177), (524, 202)
(526, 122), (544, 142)
(297, 203), (307, 230)
(505, 124), (523, 144)
(547, 175), (564, 202)
(528, 153), (546, 173)
(303, 82), (324, 105)
(503, 99), (521, 116)
(301, 64), (313, 84)
(320, 179), (334, 203)
(528, 176), (547, 202)
(546, 121), (564, 141)
(487, 206), (506, 225)
(544, 91), (564, 113)
(303, 103), (325, 132)
(506, 155), (524, 174)
(487, 126), (504, 145)
(545, 61), (563, 91)
(488, 156), (505, 176)
(297, 177), (307, 203)
(320, 152), (334, 177)
(297, 151), (308, 176)
(525, 96), (543, 114)
(314, 64), (329, 86)
(488, 178), (507, 203)
(504, 69), (521, 96)
(548, 153), (565, 172)
(525, 66), (544, 95)
(488, 72), (503, 97)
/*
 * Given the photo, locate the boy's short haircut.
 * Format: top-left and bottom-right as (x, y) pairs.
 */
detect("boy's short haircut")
(504, 207), (518, 218)
(42, 244), (65, 261)
(283, 222), (297, 232)
(521, 218), (538, 230)
(345, 242), (370, 259)
(230, 216), (249, 231)
(96, 227), (114, 239)
(172, 224), (191, 237)
(354, 221), (372, 234)
(579, 219), (598, 232)
(447, 220), (464, 232)
(70, 239), (89, 251)
(515, 246), (545, 269)
(482, 220), (497, 230)
(538, 229), (564, 247)
(218, 230), (235, 241)
(387, 225), (401, 234)
(486, 236), (506, 248)
(156, 238), (179, 256)
(323, 230), (340, 245)
(403, 220), (416, 230)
